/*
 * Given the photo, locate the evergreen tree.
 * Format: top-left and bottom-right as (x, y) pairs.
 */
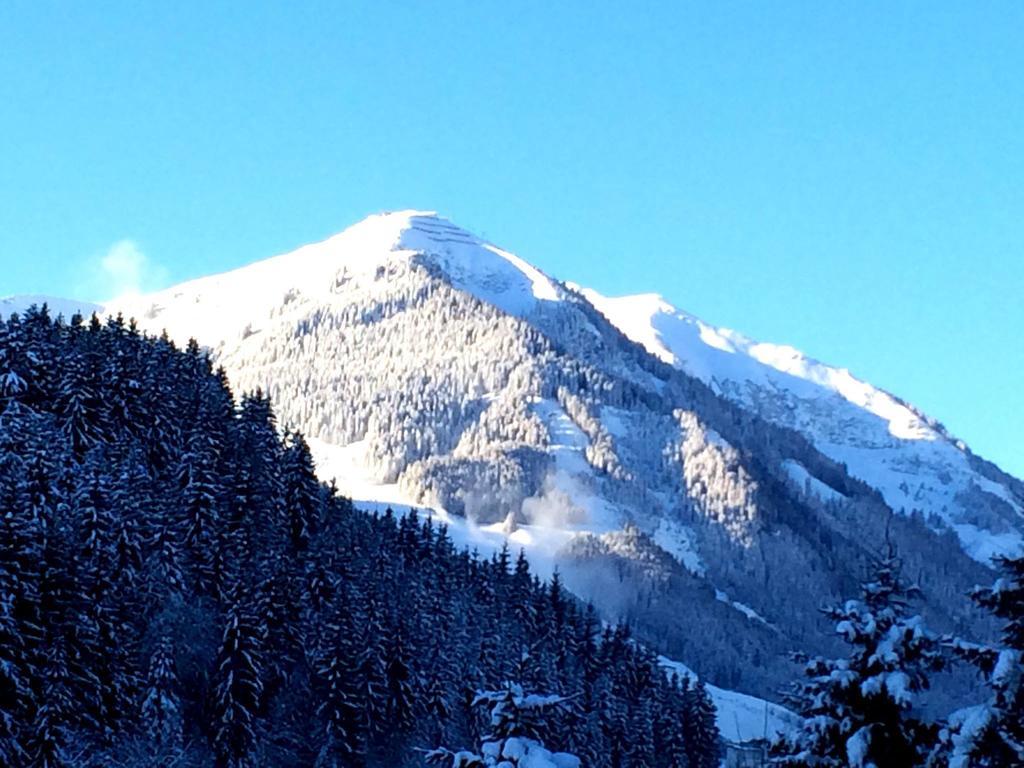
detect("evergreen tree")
(140, 636), (182, 749)
(656, 674), (690, 768)
(683, 678), (720, 768)
(772, 551), (944, 767)
(314, 616), (365, 768)
(385, 632), (418, 735)
(213, 601), (266, 767)
(939, 553), (1024, 765)
(30, 640), (75, 768)
(282, 431), (319, 552)
(425, 683), (581, 768)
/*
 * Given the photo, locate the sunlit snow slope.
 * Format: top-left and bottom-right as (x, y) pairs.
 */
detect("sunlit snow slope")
(581, 290), (1024, 564)
(104, 210), (568, 349)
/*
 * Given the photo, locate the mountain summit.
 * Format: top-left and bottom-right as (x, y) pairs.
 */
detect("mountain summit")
(5, 211), (1021, 700)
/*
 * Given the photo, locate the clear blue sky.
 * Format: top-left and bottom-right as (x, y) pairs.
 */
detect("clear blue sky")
(1, 2), (1021, 477)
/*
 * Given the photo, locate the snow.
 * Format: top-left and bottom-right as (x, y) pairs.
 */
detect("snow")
(992, 648), (1019, 687)
(1, 294), (102, 320)
(714, 589), (773, 628)
(522, 398), (622, 534)
(782, 460), (846, 503)
(307, 437), (420, 512)
(583, 288), (1024, 565)
(652, 519), (706, 576)
(658, 656), (799, 744)
(950, 524), (1024, 567)
(846, 727), (871, 767)
(481, 738), (580, 768)
(399, 214), (563, 315)
(945, 705), (993, 768)
(307, 435), (579, 581)
(585, 289), (935, 445)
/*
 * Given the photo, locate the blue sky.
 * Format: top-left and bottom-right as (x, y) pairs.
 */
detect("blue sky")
(1, 2), (1021, 477)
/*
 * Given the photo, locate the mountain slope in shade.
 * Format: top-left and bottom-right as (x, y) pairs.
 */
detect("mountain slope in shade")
(6, 210), (1019, 705)
(580, 290), (1024, 564)
(0, 294), (101, 321)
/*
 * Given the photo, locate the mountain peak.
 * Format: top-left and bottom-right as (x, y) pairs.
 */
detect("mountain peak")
(102, 210), (564, 349)
(324, 209), (565, 317)
(325, 209), (495, 256)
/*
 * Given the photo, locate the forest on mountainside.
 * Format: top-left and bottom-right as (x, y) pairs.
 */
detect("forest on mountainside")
(0, 307), (722, 767)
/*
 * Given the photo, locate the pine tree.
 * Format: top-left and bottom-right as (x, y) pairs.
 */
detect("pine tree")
(30, 639), (75, 768)
(213, 601), (266, 767)
(282, 431), (319, 552)
(425, 683), (581, 768)
(178, 416), (224, 596)
(656, 674), (689, 768)
(314, 617), (365, 768)
(53, 338), (105, 455)
(140, 636), (182, 749)
(940, 553), (1024, 765)
(683, 679), (720, 768)
(385, 631), (418, 734)
(772, 551), (944, 767)
(355, 593), (388, 741)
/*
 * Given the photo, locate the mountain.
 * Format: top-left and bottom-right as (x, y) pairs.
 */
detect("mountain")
(6, 210), (1021, 701)
(579, 290), (1024, 565)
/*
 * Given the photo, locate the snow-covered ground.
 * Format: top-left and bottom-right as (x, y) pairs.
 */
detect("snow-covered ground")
(658, 656), (798, 744)
(782, 459), (846, 503)
(307, 436), (565, 578)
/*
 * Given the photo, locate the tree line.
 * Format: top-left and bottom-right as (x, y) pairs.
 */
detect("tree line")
(0, 306), (722, 767)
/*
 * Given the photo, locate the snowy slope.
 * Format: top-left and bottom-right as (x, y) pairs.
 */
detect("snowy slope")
(582, 290), (1024, 564)
(1, 294), (101, 321)
(659, 656), (799, 743)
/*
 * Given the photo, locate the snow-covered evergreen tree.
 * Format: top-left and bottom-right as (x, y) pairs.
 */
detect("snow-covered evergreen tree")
(937, 553), (1024, 766)
(140, 636), (181, 749)
(424, 683), (580, 768)
(773, 551), (945, 767)
(213, 601), (266, 767)
(314, 615), (365, 768)
(683, 678), (721, 768)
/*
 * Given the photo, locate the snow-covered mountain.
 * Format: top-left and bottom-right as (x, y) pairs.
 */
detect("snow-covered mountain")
(580, 291), (1024, 565)
(5, 210), (1020, 702)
